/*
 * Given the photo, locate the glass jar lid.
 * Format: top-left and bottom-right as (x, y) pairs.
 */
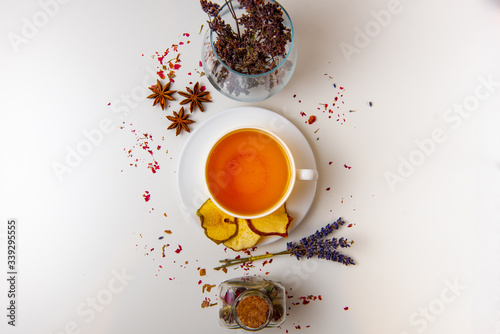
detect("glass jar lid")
(233, 289), (273, 331)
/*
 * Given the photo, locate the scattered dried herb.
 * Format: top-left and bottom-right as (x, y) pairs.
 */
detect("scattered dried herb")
(147, 79), (176, 110)
(202, 298), (217, 308)
(167, 107), (195, 136)
(174, 244), (183, 254)
(178, 82), (212, 112)
(202, 284), (216, 293)
(122, 128), (160, 174)
(290, 294), (322, 306)
(161, 244), (169, 257)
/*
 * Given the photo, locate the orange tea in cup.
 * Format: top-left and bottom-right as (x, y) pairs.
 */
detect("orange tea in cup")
(205, 128), (292, 218)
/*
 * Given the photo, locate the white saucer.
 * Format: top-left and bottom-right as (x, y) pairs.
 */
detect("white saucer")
(176, 107), (317, 246)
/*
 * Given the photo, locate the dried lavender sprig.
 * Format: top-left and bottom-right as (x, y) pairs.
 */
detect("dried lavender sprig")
(314, 217), (346, 239)
(214, 218), (355, 269)
(297, 217), (347, 258)
(299, 237), (353, 257)
(287, 237), (355, 264)
(318, 249), (355, 266)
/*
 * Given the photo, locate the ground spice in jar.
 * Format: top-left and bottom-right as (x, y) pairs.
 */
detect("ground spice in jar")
(218, 277), (286, 330)
(237, 295), (269, 329)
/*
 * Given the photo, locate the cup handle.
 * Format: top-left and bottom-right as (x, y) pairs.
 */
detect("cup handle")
(296, 169), (318, 181)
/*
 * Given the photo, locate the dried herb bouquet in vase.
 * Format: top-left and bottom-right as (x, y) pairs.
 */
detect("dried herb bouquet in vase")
(200, 0), (297, 102)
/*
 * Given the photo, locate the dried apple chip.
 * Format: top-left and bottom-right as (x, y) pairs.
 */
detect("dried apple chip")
(246, 204), (293, 237)
(223, 218), (261, 251)
(197, 199), (238, 244)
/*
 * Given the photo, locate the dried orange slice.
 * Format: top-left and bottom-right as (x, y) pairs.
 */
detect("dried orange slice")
(223, 218), (261, 251)
(197, 199), (238, 244)
(246, 204), (292, 237)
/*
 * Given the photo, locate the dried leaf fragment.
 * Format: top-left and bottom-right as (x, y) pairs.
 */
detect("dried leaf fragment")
(202, 284), (216, 293)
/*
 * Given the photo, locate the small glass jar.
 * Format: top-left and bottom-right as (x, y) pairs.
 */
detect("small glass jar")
(218, 276), (286, 331)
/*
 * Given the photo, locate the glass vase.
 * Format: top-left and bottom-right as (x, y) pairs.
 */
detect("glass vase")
(201, 0), (297, 102)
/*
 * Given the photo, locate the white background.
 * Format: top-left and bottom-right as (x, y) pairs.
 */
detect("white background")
(1, 0), (500, 333)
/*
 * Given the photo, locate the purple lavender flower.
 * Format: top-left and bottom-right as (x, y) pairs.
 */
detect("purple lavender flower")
(321, 250), (355, 266)
(286, 241), (306, 260)
(285, 218), (355, 266)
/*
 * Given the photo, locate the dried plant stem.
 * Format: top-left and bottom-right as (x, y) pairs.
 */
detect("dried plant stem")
(214, 250), (293, 270)
(225, 0), (241, 39)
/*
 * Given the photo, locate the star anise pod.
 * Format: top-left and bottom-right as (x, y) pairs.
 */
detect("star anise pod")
(178, 82), (212, 112)
(147, 79), (176, 110)
(167, 107), (195, 136)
